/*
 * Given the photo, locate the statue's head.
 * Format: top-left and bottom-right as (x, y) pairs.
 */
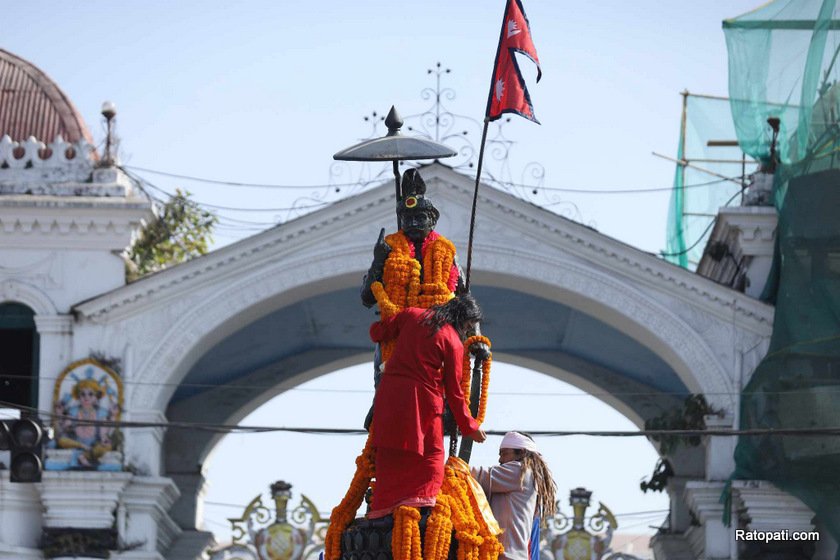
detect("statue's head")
(398, 168), (439, 242)
(72, 378), (104, 401)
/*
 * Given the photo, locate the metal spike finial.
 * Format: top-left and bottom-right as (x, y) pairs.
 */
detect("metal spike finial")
(385, 106), (403, 135)
(333, 105), (456, 162)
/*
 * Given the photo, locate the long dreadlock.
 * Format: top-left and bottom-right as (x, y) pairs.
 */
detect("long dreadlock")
(420, 293), (483, 336)
(513, 434), (558, 520)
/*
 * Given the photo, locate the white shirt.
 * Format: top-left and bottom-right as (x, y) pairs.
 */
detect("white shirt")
(471, 461), (537, 560)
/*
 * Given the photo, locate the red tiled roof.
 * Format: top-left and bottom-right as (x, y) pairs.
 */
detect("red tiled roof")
(0, 49), (93, 144)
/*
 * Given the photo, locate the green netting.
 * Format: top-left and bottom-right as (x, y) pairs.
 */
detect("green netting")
(664, 94), (750, 269)
(725, 1), (840, 554)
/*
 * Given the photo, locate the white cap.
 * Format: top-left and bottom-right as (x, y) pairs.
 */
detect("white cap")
(500, 431), (538, 453)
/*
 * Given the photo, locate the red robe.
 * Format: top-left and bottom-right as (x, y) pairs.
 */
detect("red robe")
(368, 307), (480, 516)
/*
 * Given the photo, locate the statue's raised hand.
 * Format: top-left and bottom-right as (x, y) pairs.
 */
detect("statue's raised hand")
(372, 227), (392, 266)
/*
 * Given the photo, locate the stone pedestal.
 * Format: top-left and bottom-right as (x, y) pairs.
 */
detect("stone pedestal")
(40, 470), (132, 528)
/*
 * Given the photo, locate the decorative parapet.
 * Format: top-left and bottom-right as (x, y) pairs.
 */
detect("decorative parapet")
(0, 134), (132, 196)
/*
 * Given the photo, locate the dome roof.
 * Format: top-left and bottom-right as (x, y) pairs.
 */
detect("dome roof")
(0, 49), (94, 144)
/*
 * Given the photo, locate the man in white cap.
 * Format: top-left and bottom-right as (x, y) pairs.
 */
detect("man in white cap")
(471, 432), (557, 560)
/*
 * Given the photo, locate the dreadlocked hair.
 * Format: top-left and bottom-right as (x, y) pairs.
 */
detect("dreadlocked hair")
(512, 432), (557, 521)
(421, 293), (483, 336)
(519, 450), (557, 520)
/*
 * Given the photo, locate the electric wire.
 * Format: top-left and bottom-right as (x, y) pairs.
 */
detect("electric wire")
(3, 401), (839, 438)
(127, 164), (744, 195)
(4, 371), (833, 398)
(7, 371), (840, 398)
(124, 165), (365, 190)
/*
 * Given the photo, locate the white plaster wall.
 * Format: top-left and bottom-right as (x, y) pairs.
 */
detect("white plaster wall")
(0, 248), (125, 312)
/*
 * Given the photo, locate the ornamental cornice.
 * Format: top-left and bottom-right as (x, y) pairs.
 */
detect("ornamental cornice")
(74, 165), (772, 336)
(0, 197), (154, 250)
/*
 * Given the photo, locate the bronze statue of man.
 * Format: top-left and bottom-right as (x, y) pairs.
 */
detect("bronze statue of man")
(361, 168), (489, 429)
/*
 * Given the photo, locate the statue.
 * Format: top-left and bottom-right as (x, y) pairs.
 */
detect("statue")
(46, 359), (123, 471)
(360, 168), (489, 429)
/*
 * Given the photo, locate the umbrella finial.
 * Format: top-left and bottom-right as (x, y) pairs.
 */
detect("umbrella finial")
(385, 106), (403, 136)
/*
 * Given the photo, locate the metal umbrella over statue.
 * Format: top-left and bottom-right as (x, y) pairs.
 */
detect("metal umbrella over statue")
(326, 3), (542, 560)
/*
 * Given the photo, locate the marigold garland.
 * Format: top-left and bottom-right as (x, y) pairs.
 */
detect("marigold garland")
(324, 430), (375, 560)
(393, 506), (423, 560)
(423, 494), (453, 560)
(461, 336), (492, 425)
(435, 459), (504, 560)
(329, 230), (497, 560)
(380, 231), (456, 314)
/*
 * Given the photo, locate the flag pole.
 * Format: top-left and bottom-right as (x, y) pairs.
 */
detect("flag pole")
(465, 118), (490, 292)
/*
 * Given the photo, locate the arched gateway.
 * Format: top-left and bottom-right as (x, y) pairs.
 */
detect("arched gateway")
(70, 163), (774, 557)
(0, 46), (822, 560)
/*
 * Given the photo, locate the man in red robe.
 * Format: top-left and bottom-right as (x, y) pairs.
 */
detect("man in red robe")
(367, 294), (487, 518)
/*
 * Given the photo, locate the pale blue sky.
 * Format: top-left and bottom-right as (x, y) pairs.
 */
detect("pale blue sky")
(3, 0), (762, 547)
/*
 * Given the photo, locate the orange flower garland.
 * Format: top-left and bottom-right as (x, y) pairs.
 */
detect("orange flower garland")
(380, 232), (456, 313)
(324, 430), (376, 560)
(393, 506), (423, 560)
(423, 494), (454, 560)
(460, 336), (492, 425)
(436, 458), (505, 560)
(418, 235), (457, 309)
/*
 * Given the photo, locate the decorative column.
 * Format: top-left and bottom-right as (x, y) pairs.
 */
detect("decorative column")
(34, 314), (73, 415)
(704, 413), (736, 481)
(116, 476), (181, 560)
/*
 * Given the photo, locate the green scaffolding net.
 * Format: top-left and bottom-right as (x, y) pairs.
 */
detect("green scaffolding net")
(664, 93), (752, 269)
(725, 0), (840, 553)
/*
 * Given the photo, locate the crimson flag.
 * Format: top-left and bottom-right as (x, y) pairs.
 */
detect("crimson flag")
(485, 0), (542, 123)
